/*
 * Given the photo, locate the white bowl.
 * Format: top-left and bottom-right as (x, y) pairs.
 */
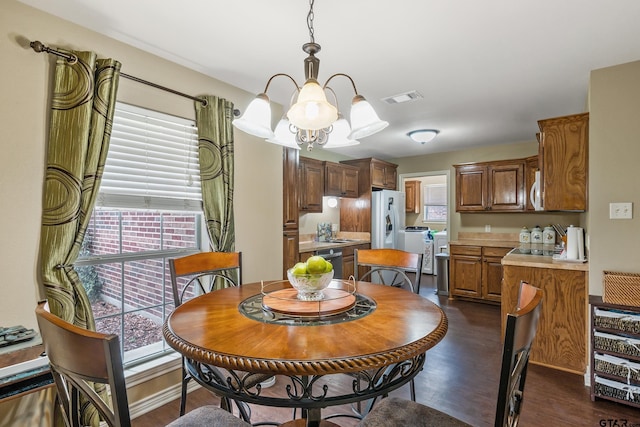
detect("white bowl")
(287, 269), (334, 301)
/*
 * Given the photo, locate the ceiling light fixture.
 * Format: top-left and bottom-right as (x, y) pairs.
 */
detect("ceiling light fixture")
(233, 0), (388, 151)
(408, 129), (440, 144)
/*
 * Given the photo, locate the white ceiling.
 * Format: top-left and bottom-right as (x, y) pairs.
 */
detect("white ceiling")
(20, 0), (640, 160)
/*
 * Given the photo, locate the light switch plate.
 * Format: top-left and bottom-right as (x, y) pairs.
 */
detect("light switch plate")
(609, 202), (633, 219)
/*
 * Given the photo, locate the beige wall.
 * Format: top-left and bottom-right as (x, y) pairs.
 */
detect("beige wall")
(0, 0), (283, 330)
(588, 60), (640, 295)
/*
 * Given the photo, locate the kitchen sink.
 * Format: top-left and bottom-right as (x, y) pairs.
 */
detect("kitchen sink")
(326, 239), (354, 243)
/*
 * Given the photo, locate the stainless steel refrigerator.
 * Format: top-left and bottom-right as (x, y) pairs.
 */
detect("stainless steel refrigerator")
(371, 190), (405, 250)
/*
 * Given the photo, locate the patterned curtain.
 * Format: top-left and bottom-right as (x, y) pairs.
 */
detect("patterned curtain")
(39, 50), (120, 325)
(194, 96), (237, 283)
(38, 50), (119, 426)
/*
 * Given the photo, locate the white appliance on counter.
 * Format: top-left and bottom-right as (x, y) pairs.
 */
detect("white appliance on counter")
(399, 227), (434, 274)
(371, 190), (405, 250)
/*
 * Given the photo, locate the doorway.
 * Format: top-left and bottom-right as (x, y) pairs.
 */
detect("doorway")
(399, 170), (450, 235)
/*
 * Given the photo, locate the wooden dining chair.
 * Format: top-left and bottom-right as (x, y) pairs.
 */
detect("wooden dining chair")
(354, 248), (424, 293)
(169, 251), (272, 420)
(356, 281), (543, 427)
(35, 301), (251, 427)
(352, 248), (423, 405)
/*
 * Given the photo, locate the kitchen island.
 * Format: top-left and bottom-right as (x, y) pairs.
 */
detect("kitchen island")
(502, 251), (588, 374)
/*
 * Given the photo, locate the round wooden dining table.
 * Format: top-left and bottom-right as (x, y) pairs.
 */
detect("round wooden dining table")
(163, 280), (448, 427)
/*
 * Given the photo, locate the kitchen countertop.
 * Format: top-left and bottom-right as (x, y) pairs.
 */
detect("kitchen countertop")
(299, 239), (370, 253)
(502, 251), (589, 271)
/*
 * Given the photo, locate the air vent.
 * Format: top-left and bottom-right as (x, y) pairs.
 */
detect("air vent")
(382, 90), (423, 105)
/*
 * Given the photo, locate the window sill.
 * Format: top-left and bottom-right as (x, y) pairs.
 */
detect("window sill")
(125, 351), (181, 388)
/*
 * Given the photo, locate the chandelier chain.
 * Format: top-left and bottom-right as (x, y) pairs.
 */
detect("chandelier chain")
(307, 0), (315, 44)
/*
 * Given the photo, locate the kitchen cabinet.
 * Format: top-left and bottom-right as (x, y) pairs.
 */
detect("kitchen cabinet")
(449, 244), (510, 303)
(299, 156), (324, 213)
(324, 162), (359, 198)
(283, 148), (299, 231)
(283, 148), (300, 278)
(405, 180), (421, 213)
(454, 160), (525, 212)
(342, 243), (371, 280)
(341, 157), (398, 191)
(590, 295), (640, 409)
(283, 231), (299, 279)
(338, 158), (399, 233)
(371, 159), (397, 190)
(502, 263), (587, 374)
(537, 112), (589, 211)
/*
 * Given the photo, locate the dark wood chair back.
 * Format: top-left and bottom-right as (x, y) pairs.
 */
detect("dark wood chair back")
(36, 301), (253, 427)
(169, 251), (242, 307)
(35, 301), (131, 427)
(494, 281), (543, 427)
(354, 248), (423, 293)
(357, 281), (543, 427)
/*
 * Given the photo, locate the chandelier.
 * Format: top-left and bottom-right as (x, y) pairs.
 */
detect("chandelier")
(232, 0), (388, 151)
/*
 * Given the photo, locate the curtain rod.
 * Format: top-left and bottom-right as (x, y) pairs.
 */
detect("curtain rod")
(29, 40), (240, 116)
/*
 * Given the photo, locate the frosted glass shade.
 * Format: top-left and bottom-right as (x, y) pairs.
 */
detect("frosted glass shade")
(348, 95), (389, 140)
(266, 118), (301, 150)
(323, 115), (360, 148)
(408, 129), (439, 144)
(287, 79), (338, 130)
(232, 93), (275, 139)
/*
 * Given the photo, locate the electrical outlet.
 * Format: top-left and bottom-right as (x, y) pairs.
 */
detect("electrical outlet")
(485, 224), (491, 232)
(609, 202), (633, 219)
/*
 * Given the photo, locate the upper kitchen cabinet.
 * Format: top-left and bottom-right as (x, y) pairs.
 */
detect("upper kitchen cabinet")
(455, 159), (525, 212)
(405, 180), (421, 213)
(283, 148), (300, 278)
(339, 158), (398, 232)
(342, 158), (398, 190)
(324, 162), (359, 198)
(537, 112), (589, 211)
(299, 156), (324, 213)
(283, 148), (299, 230)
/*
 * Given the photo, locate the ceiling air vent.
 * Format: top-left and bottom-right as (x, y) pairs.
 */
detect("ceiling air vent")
(382, 91), (423, 105)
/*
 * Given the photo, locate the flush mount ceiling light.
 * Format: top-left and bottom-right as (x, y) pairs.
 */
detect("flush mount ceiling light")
(407, 129), (440, 144)
(233, 0), (388, 151)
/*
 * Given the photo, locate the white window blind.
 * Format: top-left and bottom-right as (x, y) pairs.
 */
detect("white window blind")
(424, 184), (447, 205)
(98, 102), (202, 211)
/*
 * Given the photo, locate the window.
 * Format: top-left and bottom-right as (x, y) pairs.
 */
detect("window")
(76, 103), (204, 366)
(423, 183), (447, 222)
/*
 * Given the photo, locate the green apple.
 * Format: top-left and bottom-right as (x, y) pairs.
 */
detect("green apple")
(291, 262), (308, 276)
(306, 256), (327, 274)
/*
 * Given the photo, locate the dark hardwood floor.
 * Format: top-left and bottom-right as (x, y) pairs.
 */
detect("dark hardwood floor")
(135, 276), (640, 426)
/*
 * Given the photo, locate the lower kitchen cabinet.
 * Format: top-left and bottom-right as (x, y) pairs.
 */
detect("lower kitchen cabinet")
(502, 263), (587, 374)
(283, 231), (299, 279)
(342, 244), (370, 280)
(449, 245), (510, 304)
(590, 295), (640, 409)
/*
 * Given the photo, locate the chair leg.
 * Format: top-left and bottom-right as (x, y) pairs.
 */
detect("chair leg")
(179, 362), (191, 416)
(410, 378), (416, 402)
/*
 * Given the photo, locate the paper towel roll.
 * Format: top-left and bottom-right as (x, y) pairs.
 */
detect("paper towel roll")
(576, 227), (584, 261)
(566, 226), (578, 260)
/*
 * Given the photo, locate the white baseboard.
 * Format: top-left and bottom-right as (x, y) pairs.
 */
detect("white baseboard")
(130, 380), (201, 419)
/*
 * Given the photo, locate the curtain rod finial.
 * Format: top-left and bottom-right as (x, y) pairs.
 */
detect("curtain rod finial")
(30, 40), (45, 53)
